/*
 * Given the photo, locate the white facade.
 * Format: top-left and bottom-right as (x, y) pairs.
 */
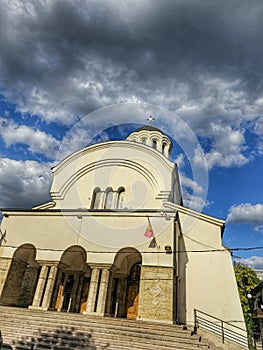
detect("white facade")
(0, 125), (246, 332)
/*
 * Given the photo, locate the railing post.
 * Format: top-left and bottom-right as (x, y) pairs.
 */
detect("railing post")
(194, 309), (198, 334)
(221, 320), (224, 344)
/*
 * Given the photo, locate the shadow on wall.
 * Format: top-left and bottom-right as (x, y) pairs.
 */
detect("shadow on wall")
(177, 233), (188, 325)
(10, 326), (109, 350)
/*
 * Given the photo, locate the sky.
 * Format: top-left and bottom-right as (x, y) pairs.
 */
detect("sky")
(0, 0), (262, 270)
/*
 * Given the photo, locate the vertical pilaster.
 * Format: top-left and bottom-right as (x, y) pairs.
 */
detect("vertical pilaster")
(0, 258), (12, 300)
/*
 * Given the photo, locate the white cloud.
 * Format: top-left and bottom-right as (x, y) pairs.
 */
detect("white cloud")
(174, 154), (185, 169)
(182, 191), (211, 212)
(194, 124), (249, 169)
(253, 116), (263, 135)
(239, 256), (263, 271)
(0, 158), (53, 208)
(227, 203), (263, 225)
(180, 174), (204, 195)
(0, 118), (60, 159)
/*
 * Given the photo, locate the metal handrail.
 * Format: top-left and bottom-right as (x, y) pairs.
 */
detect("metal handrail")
(194, 309), (249, 348)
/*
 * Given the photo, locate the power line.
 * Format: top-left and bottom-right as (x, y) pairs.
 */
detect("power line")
(1, 244), (263, 253)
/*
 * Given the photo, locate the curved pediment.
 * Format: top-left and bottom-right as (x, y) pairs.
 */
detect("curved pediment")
(50, 141), (178, 210)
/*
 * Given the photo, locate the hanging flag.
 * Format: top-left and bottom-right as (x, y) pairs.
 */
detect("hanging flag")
(0, 229), (6, 246)
(144, 217), (154, 238)
(149, 236), (157, 248)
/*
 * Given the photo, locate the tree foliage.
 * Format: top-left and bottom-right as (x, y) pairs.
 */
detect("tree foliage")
(234, 261), (260, 344)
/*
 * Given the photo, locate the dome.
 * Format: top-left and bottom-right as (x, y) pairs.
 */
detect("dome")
(126, 124), (172, 158)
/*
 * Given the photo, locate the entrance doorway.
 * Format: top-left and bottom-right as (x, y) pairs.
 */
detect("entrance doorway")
(126, 263), (141, 319)
(111, 248), (142, 319)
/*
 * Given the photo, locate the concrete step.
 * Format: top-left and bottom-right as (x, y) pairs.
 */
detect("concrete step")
(0, 314), (197, 342)
(1, 307), (188, 333)
(0, 306), (221, 350)
(1, 324), (209, 350)
(1, 323), (205, 347)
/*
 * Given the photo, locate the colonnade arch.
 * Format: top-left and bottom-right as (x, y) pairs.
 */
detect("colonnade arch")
(51, 245), (91, 313)
(109, 248), (142, 319)
(1, 245), (144, 320)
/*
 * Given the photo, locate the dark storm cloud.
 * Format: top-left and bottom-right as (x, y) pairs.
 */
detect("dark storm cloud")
(0, 158), (52, 208)
(0, 0), (263, 136)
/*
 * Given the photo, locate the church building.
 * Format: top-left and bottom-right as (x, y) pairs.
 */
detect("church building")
(0, 124), (246, 332)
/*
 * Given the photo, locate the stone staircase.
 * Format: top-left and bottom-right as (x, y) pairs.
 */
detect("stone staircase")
(0, 306), (221, 349)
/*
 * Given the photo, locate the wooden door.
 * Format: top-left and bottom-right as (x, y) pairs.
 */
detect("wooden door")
(55, 283), (63, 310)
(126, 283), (139, 319)
(80, 278), (90, 314)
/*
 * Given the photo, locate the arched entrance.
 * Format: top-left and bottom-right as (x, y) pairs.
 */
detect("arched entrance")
(51, 245), (90, 313)
(110, 248), (142, 319)
(0, 244), (39, 307)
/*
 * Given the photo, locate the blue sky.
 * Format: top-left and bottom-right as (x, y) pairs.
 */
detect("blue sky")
(0, 0), (262, 270)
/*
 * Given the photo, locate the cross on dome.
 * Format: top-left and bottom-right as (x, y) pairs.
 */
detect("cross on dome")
(146, 115), (155, 126)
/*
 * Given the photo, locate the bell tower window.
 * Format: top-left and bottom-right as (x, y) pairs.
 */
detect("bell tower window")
(162, 142), (166, 154)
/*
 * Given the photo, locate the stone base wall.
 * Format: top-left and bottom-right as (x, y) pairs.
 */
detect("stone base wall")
(0, 257), (12, 300)
(138, 265), (174, 323)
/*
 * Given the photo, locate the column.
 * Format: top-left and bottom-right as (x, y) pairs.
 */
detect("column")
(75, 274), (84, 313)
(29, 265), (49, 309)
(83, 268), (100, 314)
(41, 265), (58, 310)
(68, 273), (80, 312)
(51, 268), (63, 310)
(57, 273), (69, 311)
(96, 268), (111, 316)
(105, 271), (114, 315)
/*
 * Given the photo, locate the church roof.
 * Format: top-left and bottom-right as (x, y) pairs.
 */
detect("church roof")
(133, 125), (165, 135)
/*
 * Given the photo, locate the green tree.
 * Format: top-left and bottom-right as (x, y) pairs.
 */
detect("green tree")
(234, 262), (260, 348)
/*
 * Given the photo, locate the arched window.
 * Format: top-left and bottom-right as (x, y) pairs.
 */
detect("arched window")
(162, 142), (166, 154)
(116, 187), (125, 209)
(152, 139), (157, 149)
(91, 187), (102, 209)
(141, 138), (146, 145)
(104, 187), (114, 209)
